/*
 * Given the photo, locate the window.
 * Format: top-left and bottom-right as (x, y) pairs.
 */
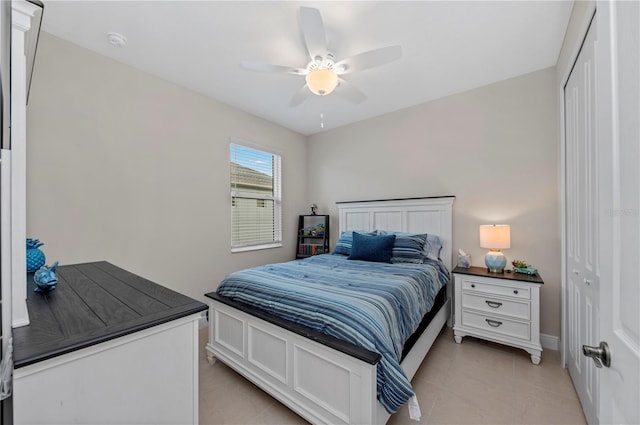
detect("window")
(230, 142), (282, 251)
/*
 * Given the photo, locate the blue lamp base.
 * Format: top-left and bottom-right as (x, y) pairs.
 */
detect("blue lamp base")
(485, 250), (507, 273)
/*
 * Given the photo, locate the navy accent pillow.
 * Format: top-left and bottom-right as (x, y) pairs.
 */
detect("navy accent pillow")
(348, 232), (396, 263)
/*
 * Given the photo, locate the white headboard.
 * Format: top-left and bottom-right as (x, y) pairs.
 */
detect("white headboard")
(336, 197), (455, 271)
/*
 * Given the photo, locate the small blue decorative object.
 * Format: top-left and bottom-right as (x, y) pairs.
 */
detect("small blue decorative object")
(34, 261), (59, 293)
(26, 238), (46, 272)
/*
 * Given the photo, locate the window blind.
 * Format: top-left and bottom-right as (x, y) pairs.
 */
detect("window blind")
(230, 143), (282, 250)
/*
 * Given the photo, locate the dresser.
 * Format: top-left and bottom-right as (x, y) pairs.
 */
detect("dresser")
(452, 266), (543, 364)
(12, 261), (208, 424)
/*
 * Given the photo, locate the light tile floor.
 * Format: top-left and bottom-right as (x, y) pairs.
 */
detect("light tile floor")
(199, 326), (587, 424)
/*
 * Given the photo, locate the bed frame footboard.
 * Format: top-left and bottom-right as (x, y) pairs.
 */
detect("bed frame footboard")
(206, 296), (451, 425)
(206, 298), (378, 424)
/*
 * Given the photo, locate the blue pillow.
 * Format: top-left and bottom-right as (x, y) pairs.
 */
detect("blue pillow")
(348, 232), (396, 263)
(333, 230), (376, 256)
(377, 231), (428, 264)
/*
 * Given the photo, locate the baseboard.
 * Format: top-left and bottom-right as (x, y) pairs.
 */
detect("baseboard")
(541, 333), (560, 351)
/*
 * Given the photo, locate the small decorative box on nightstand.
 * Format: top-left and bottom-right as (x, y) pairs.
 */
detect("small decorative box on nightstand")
(452, 266), (544, 364)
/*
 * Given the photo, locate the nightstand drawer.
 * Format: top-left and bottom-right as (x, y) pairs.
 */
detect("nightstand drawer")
(461, 293), (531, 320)
(462, 278), (530, 300)
(461, 311), (531, 341)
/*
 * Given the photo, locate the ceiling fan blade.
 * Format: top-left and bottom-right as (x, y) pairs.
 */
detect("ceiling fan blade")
(334, 45), (402, 75)
(299, 7), (328, 62)
(289, 84), (311, 106)
(335, 78), (366, 104)
(241, 61), (306, 75)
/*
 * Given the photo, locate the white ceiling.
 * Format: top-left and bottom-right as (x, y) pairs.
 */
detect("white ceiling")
(39, 1), (574, 136)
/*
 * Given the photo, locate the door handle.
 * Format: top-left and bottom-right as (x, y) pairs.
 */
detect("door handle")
(582, 341), (611, 368)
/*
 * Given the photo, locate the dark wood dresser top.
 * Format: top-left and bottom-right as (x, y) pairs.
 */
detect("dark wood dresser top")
(452, 265), (544, 284)
(13, 261), (207, 369)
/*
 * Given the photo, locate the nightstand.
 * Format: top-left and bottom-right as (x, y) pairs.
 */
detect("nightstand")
(452, 266), (544, 364)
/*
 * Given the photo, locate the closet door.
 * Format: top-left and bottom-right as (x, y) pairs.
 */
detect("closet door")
(564, 14), (599, 425)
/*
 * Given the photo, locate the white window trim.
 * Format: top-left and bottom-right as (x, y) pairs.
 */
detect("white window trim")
(231, 242), (282, 253)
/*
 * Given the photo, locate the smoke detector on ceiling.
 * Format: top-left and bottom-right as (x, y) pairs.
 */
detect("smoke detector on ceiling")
(107, 32), (127, 47)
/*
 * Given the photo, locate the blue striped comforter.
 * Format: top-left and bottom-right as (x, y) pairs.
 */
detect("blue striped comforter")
(216, 254), (449, 414)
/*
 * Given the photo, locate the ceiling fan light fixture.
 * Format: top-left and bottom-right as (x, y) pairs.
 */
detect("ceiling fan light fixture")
(305, 68), (338, 96)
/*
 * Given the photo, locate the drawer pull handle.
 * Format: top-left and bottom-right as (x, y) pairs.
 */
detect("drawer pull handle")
(485, 300), (502, 308)
(486, 319), (503, 327)
(471, 284), (476, 288)
(513, 290), (519, 295)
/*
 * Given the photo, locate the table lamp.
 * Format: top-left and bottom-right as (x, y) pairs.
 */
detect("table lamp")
(479, 224), (511, 273)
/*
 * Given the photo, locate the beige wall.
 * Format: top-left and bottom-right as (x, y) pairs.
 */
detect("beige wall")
(26, 33), (308, 304)
(307, 67), (561, 337)
(26, 33), (562, 338)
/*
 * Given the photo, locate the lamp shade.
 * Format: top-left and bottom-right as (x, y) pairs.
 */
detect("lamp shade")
(479, 224), (511, 249)
(305, 68), (338, 96)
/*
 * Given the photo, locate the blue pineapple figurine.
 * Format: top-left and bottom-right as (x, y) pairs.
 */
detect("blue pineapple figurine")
(26, 238), (46, 272)
(34, 261), (59, 293)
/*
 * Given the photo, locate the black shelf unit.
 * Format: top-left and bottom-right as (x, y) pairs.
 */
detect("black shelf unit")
(296, 215), (329, 259)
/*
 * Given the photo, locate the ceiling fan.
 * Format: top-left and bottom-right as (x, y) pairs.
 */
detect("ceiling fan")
(241, 7), (402, 106)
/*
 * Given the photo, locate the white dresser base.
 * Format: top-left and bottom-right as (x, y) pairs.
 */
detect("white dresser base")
(13, 314), (202, 425)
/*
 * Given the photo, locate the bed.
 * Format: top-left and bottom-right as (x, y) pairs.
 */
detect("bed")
(205, 197), (454, 424)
